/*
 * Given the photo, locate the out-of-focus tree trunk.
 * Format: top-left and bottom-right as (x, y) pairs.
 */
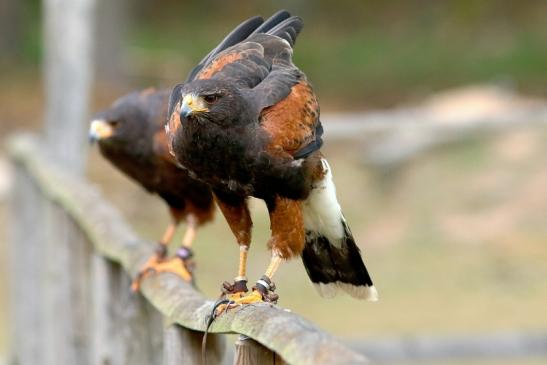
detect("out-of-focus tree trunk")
(43, 0), (96, 174)
(0, 0), (22, 60)
(95, 0), (130, 85)
(39, 1), (96, 365)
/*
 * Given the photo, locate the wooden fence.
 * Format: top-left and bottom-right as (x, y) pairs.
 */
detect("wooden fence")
(7, 133), (368, 365)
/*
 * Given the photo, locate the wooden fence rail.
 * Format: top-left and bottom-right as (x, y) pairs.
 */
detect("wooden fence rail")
(7, 133), (368, 365)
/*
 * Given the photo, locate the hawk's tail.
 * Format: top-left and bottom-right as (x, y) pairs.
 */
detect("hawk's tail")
(301, 159), (378, 301)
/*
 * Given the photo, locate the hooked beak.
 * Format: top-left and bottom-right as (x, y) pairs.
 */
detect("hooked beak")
(89, 119), (113, 143)
(180, 94), (208, 118)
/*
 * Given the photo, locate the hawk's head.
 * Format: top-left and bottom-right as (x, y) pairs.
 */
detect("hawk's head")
(176, 79), (252, 127)
(89, 89), (160, 150)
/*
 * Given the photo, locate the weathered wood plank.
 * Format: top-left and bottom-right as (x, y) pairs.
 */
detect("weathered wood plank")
(163, 324), (224, 365)
(8, 167), (46, 365)
(141, 275), (367, 365)
(7, 134), (369, 365)
(90, 254), (115, 365)
(42, 202), (91, 365)
(233, 336), (287, 365)
(114, 277), (164, 365)
(91, 255), (163, 365)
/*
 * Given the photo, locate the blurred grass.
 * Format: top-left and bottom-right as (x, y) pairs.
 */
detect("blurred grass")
(3, 0), (547, 109)
(120, 0), (547, 108)
(128, 22), (547, 109)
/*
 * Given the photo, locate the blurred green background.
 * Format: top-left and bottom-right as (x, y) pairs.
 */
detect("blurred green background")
(1, 0), (547, 363)
(1, 0), (546, 112)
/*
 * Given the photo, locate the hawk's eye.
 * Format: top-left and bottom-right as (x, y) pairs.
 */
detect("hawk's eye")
(203, 94), (219, 104)
(109, 120), (120, 128)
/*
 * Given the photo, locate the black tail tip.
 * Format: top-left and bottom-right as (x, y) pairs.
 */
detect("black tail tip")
(302, 226), (378, 301)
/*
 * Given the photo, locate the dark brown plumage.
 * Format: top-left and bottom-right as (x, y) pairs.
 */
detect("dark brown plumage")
(166, 11), (377, 307)
(90, 88), (215, 289)
(92, 89), (215, 221)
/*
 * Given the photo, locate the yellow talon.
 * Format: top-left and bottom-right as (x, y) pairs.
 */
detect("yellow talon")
(131, 256), (192, 292)
(226, 291), (246, 302)
(234, 290), (264, 304)
(215, 290), (264, 316)
(153, 257), (193, 281)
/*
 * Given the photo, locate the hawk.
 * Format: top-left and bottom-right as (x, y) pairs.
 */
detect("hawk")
(89, 89), (214, 290)
(166, 11), (377, 307)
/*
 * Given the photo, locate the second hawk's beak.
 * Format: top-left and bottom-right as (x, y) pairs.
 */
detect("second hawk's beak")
(180, 94), (208, 118)
(89, 119), (114, 143)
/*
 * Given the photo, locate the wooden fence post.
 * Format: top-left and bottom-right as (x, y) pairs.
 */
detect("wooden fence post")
(42, 203), (92, 365)
(233, 336), (287, 365)
(91, 254), (115, 365)
(8, 168), (46, 365)
(91, 255), (163, 365)
(163, 324), (225, 365)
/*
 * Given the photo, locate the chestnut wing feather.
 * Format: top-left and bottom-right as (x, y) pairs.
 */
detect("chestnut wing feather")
(186, 16), (265, 82)
(196, 42), (270, 88)
(171, 15), (317, 159)
(194, 33), (322, 159)
(185, 11), (299, 83)
(248, 35), (322, 159)
(259, 79), (322, 158)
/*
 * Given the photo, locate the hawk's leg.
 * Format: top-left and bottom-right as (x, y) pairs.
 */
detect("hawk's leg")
(221, 244), (250, 298)
(144, 214), (198, 288)
(215, 253), (283, 315)
(216, 197), (302, 313)
(214, 192), (252, 298)
(252, 196), (303, 302)
(131, 221), (178, 291)
(252, 254), (283, 303)
(174, 214), (198, 278)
